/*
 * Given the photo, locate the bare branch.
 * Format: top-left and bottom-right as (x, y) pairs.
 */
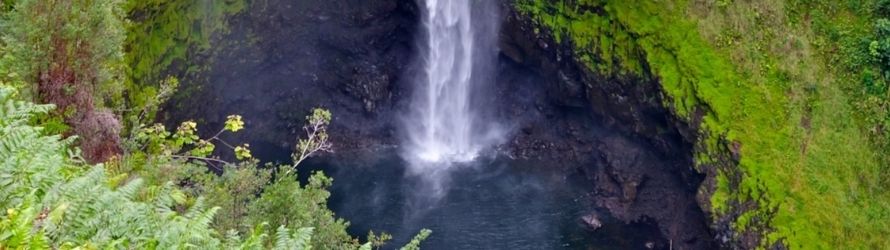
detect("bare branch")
(287, 108), (333, 174)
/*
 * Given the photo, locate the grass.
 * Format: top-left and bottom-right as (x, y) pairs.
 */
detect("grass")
(518, 0), (890, 248)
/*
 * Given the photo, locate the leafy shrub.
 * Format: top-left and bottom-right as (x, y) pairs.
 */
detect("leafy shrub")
(0, 84), (431, 249)
(877, 0), (890, 17)
(0, 85), (227, 248)
(854, 4), (890, 154)
(2, 0), (127, 163)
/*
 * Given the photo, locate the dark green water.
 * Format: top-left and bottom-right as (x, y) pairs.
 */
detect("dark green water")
(304, 152), (666, 250)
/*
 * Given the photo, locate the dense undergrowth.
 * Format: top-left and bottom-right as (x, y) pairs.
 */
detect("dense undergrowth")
(0, 82), (431, 249)
(0, 0), (429, 249)
(520, 0), (889, 248)
(0, 85), (336, 249)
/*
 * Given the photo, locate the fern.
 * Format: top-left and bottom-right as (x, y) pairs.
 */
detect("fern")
(0, 195), (41, 249)
(0, 85), (408, 249)
(238, 223), (270, 250)
(0, 87), (53, 127)
(0, 86), (69, 207)
(273, 226), (314, 250)
(0, 85), (226, 248)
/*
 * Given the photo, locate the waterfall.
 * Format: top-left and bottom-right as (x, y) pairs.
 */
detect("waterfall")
(404, 0), (501, 167)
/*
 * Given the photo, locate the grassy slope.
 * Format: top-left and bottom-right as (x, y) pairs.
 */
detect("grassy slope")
(519, 0), (889, 248)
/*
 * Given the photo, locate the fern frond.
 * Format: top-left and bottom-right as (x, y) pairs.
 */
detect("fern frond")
(273, 226), (291, 250)
(239, 222), (269, 250)
(292, 227), (313, 250)
(272, 226), (314, 250)
(115, 178), (143, 201)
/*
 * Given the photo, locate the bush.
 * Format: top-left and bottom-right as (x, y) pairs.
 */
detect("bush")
(2, 0), (127, 163)
(0, 84), (433, 249)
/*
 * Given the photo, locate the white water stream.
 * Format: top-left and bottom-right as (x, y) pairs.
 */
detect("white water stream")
(405, 0), (500, 166)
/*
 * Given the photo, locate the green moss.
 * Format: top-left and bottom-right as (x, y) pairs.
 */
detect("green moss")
(711, 171), (730, 213)
(518, 0), (645, 76)
(519, 0), (890, 248)
(123, 0), (245, 122)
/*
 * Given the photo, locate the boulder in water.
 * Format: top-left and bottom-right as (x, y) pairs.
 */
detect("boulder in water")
(581, 212), (603, 231)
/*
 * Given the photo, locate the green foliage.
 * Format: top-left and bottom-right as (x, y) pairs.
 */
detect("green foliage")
(234, 144), (252, 160)
(0, 85), (436, 249)
(0, 57), (28, 101)
(519, 0), (890, 248)
(125, 109), (370, 249)
(272, 226), (313, 250)
(400, 229), (432, 250)
(292, 108), (333, 169)
(247, 172), (357, 249)
(0, 0), (436, 248)
(226, 114), (246, 132)
(366, 230), (393, 249)
(0, 197), (51, 249)
(0, 84), (225, 248)
(2, 0), (126, 107)
(191, 163), (271, 235)
(120, 75), (178, 137)
(838, 1), (890, 164)
(133, 114), (251, 162)
(0, 0), (12, 13)
(2, 0), (131, 163)
(123, 0), (246, 123)
(0, 86), (65, 207)
(124, 0), (245, 83)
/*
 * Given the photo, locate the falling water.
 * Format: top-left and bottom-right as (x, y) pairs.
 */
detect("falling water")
(405, 0), (501, 167)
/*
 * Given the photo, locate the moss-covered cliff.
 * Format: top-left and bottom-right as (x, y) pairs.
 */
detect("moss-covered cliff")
(123, 0), (245, 123)
(518, 0), (890, 248)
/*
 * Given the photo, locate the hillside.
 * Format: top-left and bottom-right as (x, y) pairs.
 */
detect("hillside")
(519, 0), (890, 248)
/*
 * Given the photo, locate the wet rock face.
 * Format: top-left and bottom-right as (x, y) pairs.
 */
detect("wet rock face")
(497, 2), (716, 249)
(163, 0), (419, 159)
(349, 62), (391, 113)
(590, 136), (713, 249)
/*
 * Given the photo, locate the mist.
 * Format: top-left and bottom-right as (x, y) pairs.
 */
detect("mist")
(401, 0), (506, 197)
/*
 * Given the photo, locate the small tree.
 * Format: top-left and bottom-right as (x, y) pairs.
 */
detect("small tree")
(3, 0), (127, 163)
(289, 108), (333, 171)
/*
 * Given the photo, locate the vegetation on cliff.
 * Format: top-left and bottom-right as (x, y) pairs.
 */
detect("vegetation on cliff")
(123, 0), (246, 123)
(0, 0), (426, 249)
(519, 0), (889, 248)
(3, 0), (126, 163)
(0, 79), (409, 248)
